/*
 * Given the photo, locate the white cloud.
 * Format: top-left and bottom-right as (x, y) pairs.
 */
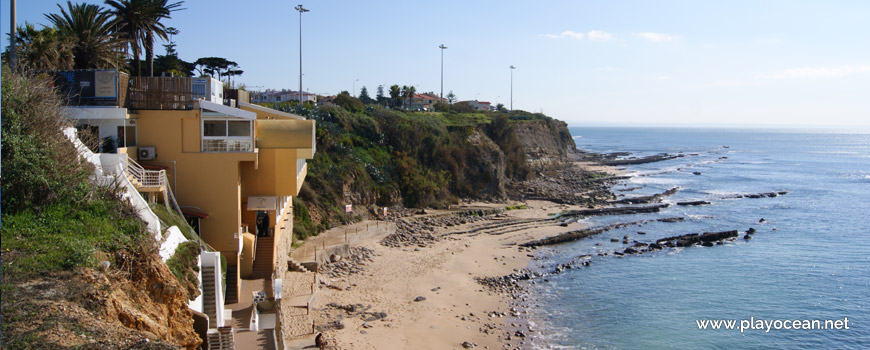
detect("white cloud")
(635, 32), (679, 42)
(543, 30), (613, 41)
(765, 65), (870, 80)
(544, 30), (584, 40)
(587, 30), (613, 42)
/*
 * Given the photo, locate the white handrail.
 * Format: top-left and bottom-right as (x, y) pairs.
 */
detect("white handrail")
(127, 157), (167, 188)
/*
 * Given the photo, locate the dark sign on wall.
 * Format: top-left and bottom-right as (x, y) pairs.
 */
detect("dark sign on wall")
(54, 70), (122, 106)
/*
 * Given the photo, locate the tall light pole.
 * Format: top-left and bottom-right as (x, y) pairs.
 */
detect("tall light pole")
(353, 78), (359, 97)
(295, 4), (309, 106)
(10, 0), (17, 71)
(439, 44), (447, 104)
(509, 65), (516, 111)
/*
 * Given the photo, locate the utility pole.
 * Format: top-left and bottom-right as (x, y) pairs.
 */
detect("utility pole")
(439, 44), (447, 105)
(353, 78), (359, 97)
(295, 4), (309, 107)
(10, 0), (17, 71)
(509, 65), (516, 111)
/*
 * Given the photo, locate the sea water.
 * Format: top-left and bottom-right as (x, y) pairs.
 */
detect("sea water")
(526, 127), (870, 349)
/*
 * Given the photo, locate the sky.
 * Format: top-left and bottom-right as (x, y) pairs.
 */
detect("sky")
(2, 0), (869, 127)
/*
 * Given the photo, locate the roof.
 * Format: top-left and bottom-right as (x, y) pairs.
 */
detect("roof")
(181, 208), (209, 218)
(414, 93), (441, 99)
(239, 102), (305, 120)
(196, 100), (256, 120)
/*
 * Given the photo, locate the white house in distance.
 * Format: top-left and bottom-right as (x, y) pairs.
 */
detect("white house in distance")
(457, 100), (492, 112)
(251, 89), (316, 104)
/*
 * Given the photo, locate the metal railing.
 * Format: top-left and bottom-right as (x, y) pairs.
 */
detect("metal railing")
(126, 156), (185, 218)
(202, 139), (253, 153)
(127, 157), (167, 188)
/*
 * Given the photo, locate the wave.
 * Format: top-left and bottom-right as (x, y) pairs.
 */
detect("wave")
(628, 176), (682, 185)
(687, 214), (715, 220)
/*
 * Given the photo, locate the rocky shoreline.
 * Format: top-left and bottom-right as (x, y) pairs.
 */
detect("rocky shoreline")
(298, 145), (792, 349)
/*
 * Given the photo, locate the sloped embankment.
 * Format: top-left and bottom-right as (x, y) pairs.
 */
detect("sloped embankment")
(1, 70), (200, 349)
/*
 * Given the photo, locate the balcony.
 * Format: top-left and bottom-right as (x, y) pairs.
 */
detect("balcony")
(202, 139), (253, 153)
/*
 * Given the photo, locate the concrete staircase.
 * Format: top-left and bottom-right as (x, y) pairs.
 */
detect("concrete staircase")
(202, 266), (218, 327)
(287, 258), (311, 273)
(252, 237), (274, 279)
(206, 327), (234, 350)
(225, 264), (238, 305)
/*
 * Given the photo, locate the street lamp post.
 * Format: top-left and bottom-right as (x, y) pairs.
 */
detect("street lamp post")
(509, 65), (516, 111)
(295, 4), (309, 107)
(353, 78), (359, 97)
(439, 44), (447, 105)
(10, 0), (17, 71)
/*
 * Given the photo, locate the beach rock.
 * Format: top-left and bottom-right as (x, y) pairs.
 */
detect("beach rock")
(329, 254), (341, 263)
(747, 227), (756, 234)
(693, 171), (702, 175)
(744, 234), (752, 240)
(431, 286), (441, 292)
(462, 341), (477, 348)
(610, 238), (619, 242)
(414, 296), (426, 302)
(677, 200), (711, 206)
(759, 218), (766, 223)
(624, 248), (639, 254)
(702, 242), (714, 247)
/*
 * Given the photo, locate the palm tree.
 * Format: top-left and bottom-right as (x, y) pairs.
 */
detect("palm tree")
(104, 0), (183, 76)
(142, 0), (184, 77)
(405, 86), (416, 110)
(389, 84), (401, 108)
(104, 0), (148, 75)
(9, 24), (74, 71)
(45, 1), (124, 69)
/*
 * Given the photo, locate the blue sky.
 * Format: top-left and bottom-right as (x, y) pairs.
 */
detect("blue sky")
(3, 0), (869, 127)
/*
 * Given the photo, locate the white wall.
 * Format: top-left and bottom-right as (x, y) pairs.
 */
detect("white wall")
(200, 251), (226, 328)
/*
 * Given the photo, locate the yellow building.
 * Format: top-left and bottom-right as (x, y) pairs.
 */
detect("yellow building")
(62, 72), (315, 303)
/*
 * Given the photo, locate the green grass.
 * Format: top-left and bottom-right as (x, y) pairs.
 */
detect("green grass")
(150, 203), (197, 240)
(505, 204), (528, 211)
(1, 198), (146, 276)
(166, 241), (202, 301)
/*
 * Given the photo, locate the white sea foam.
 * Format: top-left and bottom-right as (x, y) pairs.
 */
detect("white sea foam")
(628, 176), (681, 185)
(687, 214), (715, 220)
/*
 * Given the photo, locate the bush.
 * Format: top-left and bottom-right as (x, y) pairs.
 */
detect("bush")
(1, 68), (94, 211)
(166, 241), (202, 301)
(1, 70), (146, 277)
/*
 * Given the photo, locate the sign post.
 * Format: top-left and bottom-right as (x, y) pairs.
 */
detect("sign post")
(344, 204), (352, 245)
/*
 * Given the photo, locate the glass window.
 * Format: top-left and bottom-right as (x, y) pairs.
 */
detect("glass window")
(192, 83), (206, 96)
(227, 121), (251, 137)
(203, 120), (226, 137)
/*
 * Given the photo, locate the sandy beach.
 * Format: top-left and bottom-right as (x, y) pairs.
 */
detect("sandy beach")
(280, 162), (620, 349)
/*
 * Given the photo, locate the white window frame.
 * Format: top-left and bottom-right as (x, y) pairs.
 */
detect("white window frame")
(201, 118), (254, 153)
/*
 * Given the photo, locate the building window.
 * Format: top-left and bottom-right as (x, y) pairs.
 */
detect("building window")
(203, 120), (226, 137)
(228, 121), (251, 137)
(202, 119), (252, 152)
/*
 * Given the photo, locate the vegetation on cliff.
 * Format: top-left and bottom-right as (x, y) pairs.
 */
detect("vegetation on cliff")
(260, 97), (575, 241)
(1, 70), (200, 348)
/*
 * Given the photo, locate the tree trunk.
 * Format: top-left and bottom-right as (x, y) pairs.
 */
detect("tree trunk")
(145, 31), (154, 77)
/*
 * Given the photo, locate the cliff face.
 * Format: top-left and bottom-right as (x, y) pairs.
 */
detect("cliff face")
(293, 107), (577, 238)
(467, 130), (507, 199)
(2, 249), (201, 349)
(513, 119), (577, 167)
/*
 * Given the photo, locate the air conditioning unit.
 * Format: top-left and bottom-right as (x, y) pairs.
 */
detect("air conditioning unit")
(139, 146), (156, 161)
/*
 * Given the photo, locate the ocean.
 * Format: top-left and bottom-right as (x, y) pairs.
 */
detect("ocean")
(526, 127), (870, 349)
